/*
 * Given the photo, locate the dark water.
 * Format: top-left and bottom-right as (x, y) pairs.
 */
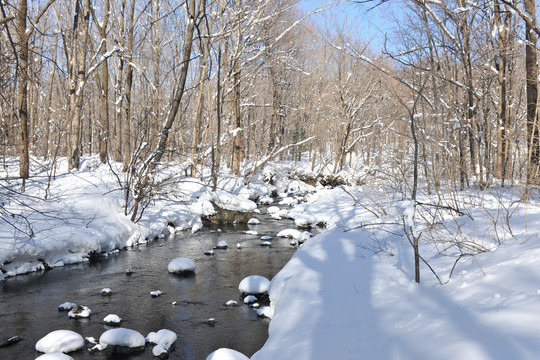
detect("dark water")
(0, 213), (300, 360)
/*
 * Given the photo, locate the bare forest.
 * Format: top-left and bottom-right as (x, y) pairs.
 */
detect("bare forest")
(1, 0), (540, 220)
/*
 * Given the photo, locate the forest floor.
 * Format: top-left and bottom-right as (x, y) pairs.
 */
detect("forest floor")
(2, 156), (540, 359)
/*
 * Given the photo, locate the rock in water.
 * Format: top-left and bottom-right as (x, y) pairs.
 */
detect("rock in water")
(35, 330), (84, 353)
(167, 257), (196, 274)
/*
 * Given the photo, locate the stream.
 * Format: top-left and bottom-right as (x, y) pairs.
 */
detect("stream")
(0, 211), (302, 359)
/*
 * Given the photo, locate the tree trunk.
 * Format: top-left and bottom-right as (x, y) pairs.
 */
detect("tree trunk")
(122, 0), (135, 172)
(68, 0), (91, 170)
(16, 0), (30, 183)
(96, 0), (110, 164)
(231, 59), (244, 176)
(525, 0), (539, 184)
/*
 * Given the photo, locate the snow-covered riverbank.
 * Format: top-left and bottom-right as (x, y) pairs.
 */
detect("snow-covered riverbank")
(3, 156), (540, 359)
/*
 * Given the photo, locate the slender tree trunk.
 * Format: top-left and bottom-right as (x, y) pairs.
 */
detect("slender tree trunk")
(95, 0), (110, 163)
(113, 0), (126, 163)
(191, 37), (209, 177)
(16, 0), (30, 184)
(525, 0), (539, 184)
(68, 0), (91, 170)
(231, 59), (244, 176)
(122, 0), (135, 172)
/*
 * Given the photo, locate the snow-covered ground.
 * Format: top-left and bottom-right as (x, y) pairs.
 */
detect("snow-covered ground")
(3, 156), (540, 359)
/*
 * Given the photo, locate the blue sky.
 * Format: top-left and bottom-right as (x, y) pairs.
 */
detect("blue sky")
(297, 0), (399, 51)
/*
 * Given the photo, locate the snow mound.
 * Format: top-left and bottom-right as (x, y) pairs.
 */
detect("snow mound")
(57, 302), (76, 311)
(215, 240), (228, 249)
(201, 190), (257, 212)
(294, 214), (315, 228)
(277, 229), (312, 242)
(35, 330), (84, 354)
(245, 230), (258, 235)
(103, 314), (122, 325)
(35, 353), (73, 360)
(239, 275), (270, 294)
(279, 197), (297, 206)
(146, 329), (177, 356)
(206, 348), (249, 360)
(68, 305), (91, 318)
(259, 196), (274, 205)
(168, 257), (196, 273)
(256, 306), (274, 319)
(244, 295), (258, 304)
(248, 218), (260, 225)
(97, 328), (145, 350)
(266, 206), (280, 214)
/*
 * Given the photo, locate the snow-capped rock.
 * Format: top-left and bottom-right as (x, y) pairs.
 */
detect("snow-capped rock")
(35, 330), (84, 354)
(57, 302), (76, 311)
(206, 348), (249, 360)
(248, 218), (260, 225)
(93, 328), (146, 351)
(68, 305), (91, 318)
(100, 288), (112, 296)
(103, 314), (122, 325)
(215, 240), (228, 249)
(146, 329), (177, 357)
(35, 353), (73, 360)
(239, 275), (270, 295)
(168, 257), (196, 274)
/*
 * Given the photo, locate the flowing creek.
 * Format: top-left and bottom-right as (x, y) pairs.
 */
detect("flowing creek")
(0, 211), (306, 359)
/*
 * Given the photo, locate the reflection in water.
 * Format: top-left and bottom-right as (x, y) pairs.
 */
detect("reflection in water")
(0, 214), (302, 359)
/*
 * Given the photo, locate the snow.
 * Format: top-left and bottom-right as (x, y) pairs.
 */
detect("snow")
(68, 305), (91, 318)
(248, 218), (260, 224)
(35, 330), (84, 353)
(6, 158), (540, 360)
(103, 314), (122, 324)
(243, 295), (258, 304)
(167, 257), (196, 273)
(239, 275), (270, 294)
(258, 196), (273, 205)
(200, 190), (257, 212)
(276, 229), (311, 242)
(96, 328), (145, 350)
(206, 348), (250, 360)
(245, 230), (258, 235)
(57, 302), (76, 311)
(35, 353), (73, 360)
(146, 329), (177, 356)
(260, 235), (272, 241)
(216, 240), (228, 249)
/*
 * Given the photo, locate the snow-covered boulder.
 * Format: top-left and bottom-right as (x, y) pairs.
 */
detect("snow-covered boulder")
(245, 230), (258, 235)
(247, 218), (260, 225)
(258, 196), (273, 205)
(35, 330), (84, 354)
(57, 302), (76, 311)
(35, 353), (73, 360)
(200, 190), (257, 223)
(100, 288), (112, 296)
(239, 275), (270, 295)
(266, 206), (280, 214)
(146, 329), (177, 357)
(294, 214), (315, 229)
(279, 197), (297, 206)
(243, 295), (258, 304)
(68, 305), (91, 318)
(206, 348), (249, 360)
(277, 229), (312, 243)
(256, 306), (274, 319)
(103, 314), (122, 325)
(215, 240), (228, 249)
(94, 328), (146, 352)
(168, 257), (196, 274)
